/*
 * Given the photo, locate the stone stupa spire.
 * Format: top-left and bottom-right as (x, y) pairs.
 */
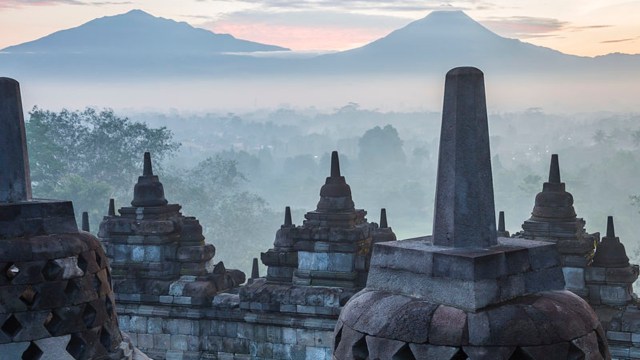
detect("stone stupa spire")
(334, 67), (608, 359)
(316, 151), (354, 212)
(433, 67), (496, 248)
(592, 216), (630, 268)
(131, 151), (168, 207)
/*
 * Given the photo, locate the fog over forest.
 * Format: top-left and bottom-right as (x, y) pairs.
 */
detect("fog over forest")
(27, 104), (640, 276)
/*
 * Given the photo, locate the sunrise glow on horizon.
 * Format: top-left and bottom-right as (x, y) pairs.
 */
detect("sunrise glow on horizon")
(0, 0), (638, 57)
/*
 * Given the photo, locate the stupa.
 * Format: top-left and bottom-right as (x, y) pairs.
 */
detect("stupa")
(332, 68), (609, 359)
(0, 77), (146, 359)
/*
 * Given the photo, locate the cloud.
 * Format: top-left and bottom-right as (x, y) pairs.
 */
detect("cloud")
(480, 16), (611, 39)
(203, 9), (411, 50)
(601, 37), (638, 44)
(200, 0), (494, 12)
(0, 0), (131, 8)
(480, 16), (568, 38)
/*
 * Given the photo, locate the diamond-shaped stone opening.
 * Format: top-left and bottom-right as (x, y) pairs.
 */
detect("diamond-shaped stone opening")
(64, 279), (80, 298)
(105, 296), (114, 319)
(77, 255), (88, 273)
(596, 331), (608, 358)
(451, 349), (469, 360)
(5, 263), (20, 281)
(66, 334), (87, 360)
(44, 311), (63, 336)
(352, 336), (368, 360)
(1, 314), (22, 337)
(82, 303), (97, 328)
(100, 326), (112, 352)
(93, 274), (103, 295)
(509, 347), (534, 360)
(22, 342), (43, 360)
(334, 327), (342, 351)
(19, 285), (38, 308)
(392, 344), (416, 360)
(41, 260), (63, 281)
(94, 251), (103, 268)
(568, 343), (585, 360)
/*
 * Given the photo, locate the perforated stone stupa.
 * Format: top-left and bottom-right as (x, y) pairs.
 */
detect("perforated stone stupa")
(332, 67), (609, 360)
(0, 77), (146, 360)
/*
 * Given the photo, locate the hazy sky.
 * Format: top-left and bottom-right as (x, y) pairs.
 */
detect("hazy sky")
(0, 0), (638, 56)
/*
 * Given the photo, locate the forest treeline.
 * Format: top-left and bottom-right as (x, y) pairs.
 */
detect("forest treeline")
(26, 105), (640, 274)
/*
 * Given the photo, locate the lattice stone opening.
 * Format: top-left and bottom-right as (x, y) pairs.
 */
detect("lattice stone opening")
(66, 334), (87, 360)
(509, 347), (535, 360)
(19, 285), (38, 307)
(334, 327), (342, 351)
(82, 303), (97, 328)
(100, 326), (112, 351)
(93, 274), (103, 294)
(64, 279), (80, 298)
(21, 342), (43, 360)
(5, 263), (20, 281)
(44, 311), (62, 336)
(104, 296), (114, 319)
(451, 349), (469, 360)
(1, 314), (23, 338)
(567, 342), (586, 360)
(352, 336), (368, 360)
(392, 344), (416, 360)
(41, 259), (63, 281)
(77, 255), (88, 273)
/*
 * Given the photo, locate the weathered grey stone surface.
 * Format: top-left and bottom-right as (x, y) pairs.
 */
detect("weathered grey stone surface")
(0, 77), (31, 203)
(334, 67), (609, 359)
(433, 67), (496, 248)
(0, 78), (145, 359)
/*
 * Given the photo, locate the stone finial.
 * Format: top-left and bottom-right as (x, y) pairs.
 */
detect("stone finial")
(380, 208), (388, 228)
(82, 211), (90, 232)
(131, 152), (168, 207)
(284, 206), (292, 227)
(498, 211), (506, 232)
(316, 151), (354, 212)
(143, 151), (153, 176)
(497, 210), (510, 237)
(432, 67), (497, 248)
(251, 258), (260, 279)
(529, 154), (576, 221)
(549, 154), (561, 183)
(108, 198), (116, 216)
(606, 215), (615, 238)
(331, 151), (341, 177)
(0, 77), (32, 203)
(592, 216), (630, 268)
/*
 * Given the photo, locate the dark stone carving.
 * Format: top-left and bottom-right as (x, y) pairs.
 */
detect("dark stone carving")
(592, 216), (629, 268)
(333, 68), (608, 359)
(0, 78), (142, 359)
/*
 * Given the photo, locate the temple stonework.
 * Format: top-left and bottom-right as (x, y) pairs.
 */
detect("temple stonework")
(333, 67), (609, 359)
(0, 78), (148, 360)
(4, 68), (640, 360)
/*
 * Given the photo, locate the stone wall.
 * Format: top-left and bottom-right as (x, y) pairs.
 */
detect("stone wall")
(116, 285), (340, 360)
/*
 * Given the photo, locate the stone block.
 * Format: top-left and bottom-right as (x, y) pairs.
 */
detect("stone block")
(370, 240), (435, 275)
(171, 334), (189, 351)
(155, 334), (171, 350)
(606, 266), (639, 284)
(562, 267), (585, 290)
(297, 252), (354, 272)
(608, 331), (632, 342)
(432, 248), (505, 280)
(138, 333), (154, 349)
(600, 285), (631, 306)
(585, 267), (606, 283)
(132, 246), (145, 262)
(524, 267), (565, 293)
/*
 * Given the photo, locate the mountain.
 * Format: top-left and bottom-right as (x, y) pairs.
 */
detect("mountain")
(310, 10), (587, 74)
(0, 9), (637, 80)
(1, 9), (288, 56)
